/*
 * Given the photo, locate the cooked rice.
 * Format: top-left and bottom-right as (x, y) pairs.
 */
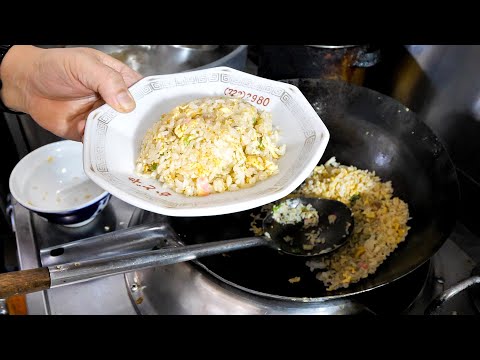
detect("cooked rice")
(251, 157), (411, 291)
(136, 96), (285, 196)
(328, 214), (337, 224)
(272, 199), (319, 228)
(305, 229), (326, 244)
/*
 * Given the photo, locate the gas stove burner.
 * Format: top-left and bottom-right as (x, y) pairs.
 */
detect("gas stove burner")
(124, 208), (432, 315)
(124, 257), (432, 315)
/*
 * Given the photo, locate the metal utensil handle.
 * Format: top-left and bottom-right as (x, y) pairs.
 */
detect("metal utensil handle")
(424, 275), (480, 315)
(0, 236), (268, 298)
(40, 223), (177, 267)
(48, 236), (269, 288)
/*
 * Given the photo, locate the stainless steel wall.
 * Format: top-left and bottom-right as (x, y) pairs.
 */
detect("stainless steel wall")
(405, 45), (480, 181)
(393, 45), (480, 236)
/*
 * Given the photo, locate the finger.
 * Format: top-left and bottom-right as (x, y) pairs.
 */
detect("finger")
(83, 62), (137, 113)
(86, 48), (143, 86)
(106, 59), (143, 87)
(76, 97), (108, 141)
(77, 119), (86, 139)
(121, 68), (144, 87)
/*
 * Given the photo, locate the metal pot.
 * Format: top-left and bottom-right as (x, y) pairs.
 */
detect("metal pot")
(63, 45), (248, 76)
(257, 45), (380, 85)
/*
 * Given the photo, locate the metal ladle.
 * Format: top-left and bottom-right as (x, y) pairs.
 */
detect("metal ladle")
(0, 197), (353, 298)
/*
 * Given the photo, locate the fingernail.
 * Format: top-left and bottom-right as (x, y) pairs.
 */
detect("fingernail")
(116, 91), (135, 112)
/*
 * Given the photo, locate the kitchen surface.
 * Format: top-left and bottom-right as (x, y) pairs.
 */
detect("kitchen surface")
(2, 45), (480, 315)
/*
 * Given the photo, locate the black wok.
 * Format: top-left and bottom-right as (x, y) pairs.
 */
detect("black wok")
(163, 79), (459, 300)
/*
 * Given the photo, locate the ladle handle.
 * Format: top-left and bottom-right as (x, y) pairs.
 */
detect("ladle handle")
(0, 236), (268, 298)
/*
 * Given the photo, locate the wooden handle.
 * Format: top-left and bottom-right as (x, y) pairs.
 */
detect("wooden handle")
(6, 295), (28, 315)
(0, 268), (51, 298)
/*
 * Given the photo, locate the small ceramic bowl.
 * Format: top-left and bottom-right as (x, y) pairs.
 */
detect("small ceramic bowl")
(9, 140), (111, 227)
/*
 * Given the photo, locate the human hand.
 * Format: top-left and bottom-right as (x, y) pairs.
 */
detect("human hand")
(0, 45), (143, 141)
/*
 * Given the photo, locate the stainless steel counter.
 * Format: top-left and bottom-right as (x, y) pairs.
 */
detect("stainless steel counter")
(13, 196), (138, 314)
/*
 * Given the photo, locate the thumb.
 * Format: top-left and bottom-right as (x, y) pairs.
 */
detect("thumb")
(88, 63), (137, 113)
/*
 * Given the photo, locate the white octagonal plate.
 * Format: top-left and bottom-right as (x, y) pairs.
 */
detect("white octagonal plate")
(83, 67), (330, 217)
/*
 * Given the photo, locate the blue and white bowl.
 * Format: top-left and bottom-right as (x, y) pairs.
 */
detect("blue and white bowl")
(9, 140), (111, 227)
